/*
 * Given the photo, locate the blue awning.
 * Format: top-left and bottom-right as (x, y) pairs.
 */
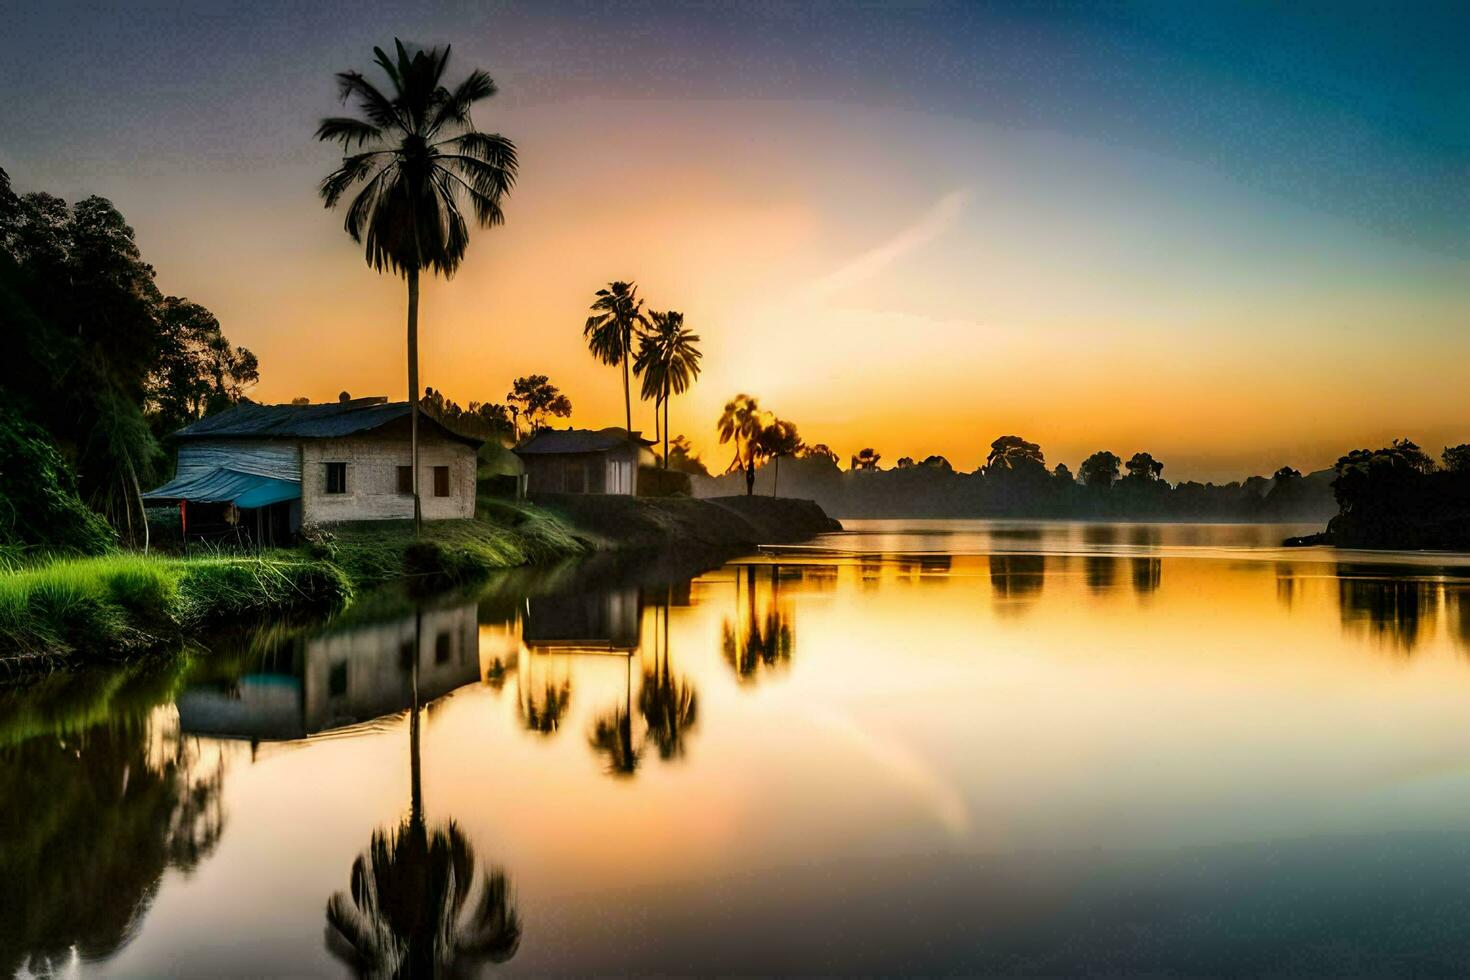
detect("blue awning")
(143, 467), (301, 508)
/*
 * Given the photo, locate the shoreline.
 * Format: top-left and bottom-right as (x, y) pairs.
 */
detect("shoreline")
(0, 495), (841, 673)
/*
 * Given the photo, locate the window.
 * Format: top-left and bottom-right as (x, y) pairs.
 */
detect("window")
(397, 465), (412, 495)
(328, 660), (348, 697)
(325, 462), (347, 495)
(433, 465), (450, 497)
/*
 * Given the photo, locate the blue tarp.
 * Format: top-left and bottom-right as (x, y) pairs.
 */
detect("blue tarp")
(143, 467), (300, 508)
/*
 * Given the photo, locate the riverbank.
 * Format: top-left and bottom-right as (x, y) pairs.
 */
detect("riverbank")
(0, 495), (840, 669)
(0, 553), (351, 669)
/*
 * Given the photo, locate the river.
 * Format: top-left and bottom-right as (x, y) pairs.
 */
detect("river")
(7, 519), (1470, 975)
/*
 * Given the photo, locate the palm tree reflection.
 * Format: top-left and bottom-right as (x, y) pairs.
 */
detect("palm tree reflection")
(722, 564), (794, 683)
(588, 652), (644, 777)
(519, 678), (571, 736)
(326, 611), (521, 976)
(639, 592), (698, 760)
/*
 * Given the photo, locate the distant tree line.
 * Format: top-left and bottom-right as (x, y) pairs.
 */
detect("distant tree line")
(695, 431), (1342, 521)
(0, 169), (257, 552)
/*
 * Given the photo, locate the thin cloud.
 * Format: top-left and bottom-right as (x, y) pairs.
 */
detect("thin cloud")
(809, 187), (973, 299)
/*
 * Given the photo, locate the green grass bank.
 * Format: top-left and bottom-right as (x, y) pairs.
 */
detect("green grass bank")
(0, 495), (839, 670)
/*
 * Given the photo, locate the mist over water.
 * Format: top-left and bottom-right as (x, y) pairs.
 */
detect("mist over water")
(9, 521), (1470, 975)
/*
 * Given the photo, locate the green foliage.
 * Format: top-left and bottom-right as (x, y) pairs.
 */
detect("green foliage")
(0, 404), (115, 557)
(0, 173), (253, 544)
(0, 553), (350, 663)
(505, 374), (572, 435)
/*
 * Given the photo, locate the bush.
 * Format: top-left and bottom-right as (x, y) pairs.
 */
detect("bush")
(637, 466), (692, 498)
(0, 403), (116, 557)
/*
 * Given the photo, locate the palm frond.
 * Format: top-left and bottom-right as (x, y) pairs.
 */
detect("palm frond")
(430, 69), (498, 133)
(316, 117), (384, 148)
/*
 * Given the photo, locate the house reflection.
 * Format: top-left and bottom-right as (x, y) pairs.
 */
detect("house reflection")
(523, 587), (641, 653)
(177, 602), (480, 741)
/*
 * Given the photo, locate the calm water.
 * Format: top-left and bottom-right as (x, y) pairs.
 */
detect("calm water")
(10, 520), (1470, 976)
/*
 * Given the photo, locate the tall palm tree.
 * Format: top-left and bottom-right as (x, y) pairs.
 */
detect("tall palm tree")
(326, 612), (522, 976)
(317, 40), (517, 533)
(634, 311), (702, 469)
(717, 394), (765, 496)
(584, 281), (648, 435)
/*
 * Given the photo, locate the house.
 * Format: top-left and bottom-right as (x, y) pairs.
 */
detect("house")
(514, 427), (655, 495)
(143, 397), (481, 543)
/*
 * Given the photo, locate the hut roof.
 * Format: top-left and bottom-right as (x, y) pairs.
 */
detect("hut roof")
(174, 399), (481, 447)
(514, 428), (654, 455)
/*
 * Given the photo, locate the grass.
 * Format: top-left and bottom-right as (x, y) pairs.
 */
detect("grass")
(330, 501), (588, 589)
(0, 552), (352, 664)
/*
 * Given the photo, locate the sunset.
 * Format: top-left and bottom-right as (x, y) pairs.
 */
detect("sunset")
(4, 2), (1470, 976)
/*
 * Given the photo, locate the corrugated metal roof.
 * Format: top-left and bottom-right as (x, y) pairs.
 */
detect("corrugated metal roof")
(143, 467), (301, 507)
(514, 428), (653, 455)
(174, 398), (481, 446)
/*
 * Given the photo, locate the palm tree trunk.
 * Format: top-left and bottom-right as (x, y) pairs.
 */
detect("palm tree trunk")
(745, 459), (755, 496)
(621, 345), (632, 435)
(772, 455), (779, 497)
(407, 267), (422, 534)
(663, 381), (670, 470)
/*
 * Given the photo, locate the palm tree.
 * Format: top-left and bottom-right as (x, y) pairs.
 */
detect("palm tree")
(588, 653), (644, 777)
(634, 311), (702, 469)
(326, 611), (522, 976)
(317, 40), (518, 533)
(717, 394), (766, 496)
(757, 417), (801, 497)
(584, 281), (649, 435)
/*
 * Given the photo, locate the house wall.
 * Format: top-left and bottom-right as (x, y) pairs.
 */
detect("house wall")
(176, 440), (302, 481)
(301, 432), (476, 523)
(522, 447), (640, 495)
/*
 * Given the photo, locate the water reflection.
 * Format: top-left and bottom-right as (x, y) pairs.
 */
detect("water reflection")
(0, 699), (226, 976)
(325, 615), (520, 976)
(1084, 555), (1117, 592)
(1336, 565), (1439, 654)
(988, 554), (1046, 613)
(588, 654), (645, 778)
(178, 601), (479, 741)
(722, 564), (795, 683)
(1130, 557), (1162, 596)
(639, 592), (699, 761)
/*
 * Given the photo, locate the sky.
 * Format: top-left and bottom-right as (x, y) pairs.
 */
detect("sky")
(3, 0), (1468, 481)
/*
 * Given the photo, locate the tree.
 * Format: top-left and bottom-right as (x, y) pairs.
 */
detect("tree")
(717, 394), (765, 496)
(664, 435), (710, 477)
(1053, 462), (1075, 484)
(801, 443), (839, 465)
(757, 418), (802, 497)
(921, 455), (954, 472)
(584, 281), (648, 435)
(317, 39), (518, 533)
(1079, 451), (1122, 488)
(851, 447), (882, 471)
(148, 297), (259, 434)
(1273, 465), (1302, 483)
(505, 375), (571, 436)
(985, 435), (1045, 473)
(634, 310), (702, 468)
(896, 457), (916, 468)
(1444, 444), (1470, 474)
(1124, 452), (1164, 481)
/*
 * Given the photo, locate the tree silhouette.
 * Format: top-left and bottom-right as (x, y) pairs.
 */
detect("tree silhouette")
(757, 418), (802, 496)
(506, 375), (571, 437)
(634, 311), (702, 468)
(718, 394), (765, 496)
(1124, 452), (1165, 481)
(850, 447), (882, 471)
(317, 39), (518, 533)
(985, 435), (1045, 473)
(801, 443), (839, 465)
(584, 281), (649, 435)
(1079, 451), (1122, 488)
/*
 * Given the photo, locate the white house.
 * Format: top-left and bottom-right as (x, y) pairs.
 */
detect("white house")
(144, 397), (481, 543)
